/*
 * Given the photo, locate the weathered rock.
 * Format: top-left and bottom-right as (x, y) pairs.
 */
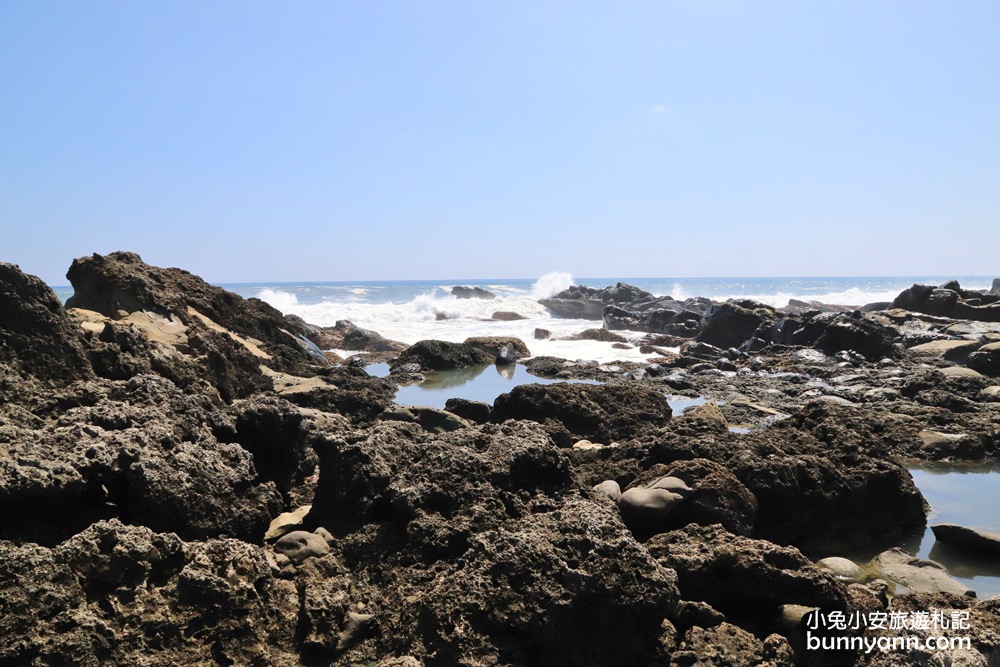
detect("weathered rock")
(492, 382), (672, 443)
(451, 285), (496, 299)
(698, 301), (776, 349)
(647, 524), (849, 612)
(931, 524), (1000, 557)
(490, 310), (526, 320)
(534, 327), (551, 339)
(967, 342), (1000, 376)
(310, 319), (407, 354)
(443, 397), (492, 424)
(381, 405), (472, 433)
(393, 339), (494, 370)
(65, 251), (321, 380)
(891, 282), (1000, 322)
(306, 421), (680, 665)
(874, 548), (975, 597)
(0, 520), (300, 666)
(566, 328), (629, 343)
(908, 339), (982, 363)
(670, 623), (795, 667)
(0, 262), (94, 385)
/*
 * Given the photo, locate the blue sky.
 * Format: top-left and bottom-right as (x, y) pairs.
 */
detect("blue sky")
(2, 1), (998, 285)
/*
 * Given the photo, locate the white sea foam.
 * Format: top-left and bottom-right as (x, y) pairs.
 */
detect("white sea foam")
(257, 288), (300, 314)
(531, 271), (574, 299)
(716, 287), (905, 309)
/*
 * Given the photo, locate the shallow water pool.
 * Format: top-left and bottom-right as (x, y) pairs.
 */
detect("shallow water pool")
(387, 363), (600, 409)
(907, 461), (1000, 598)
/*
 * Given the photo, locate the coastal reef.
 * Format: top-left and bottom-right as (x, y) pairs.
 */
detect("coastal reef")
(2, 252), (1000, 665)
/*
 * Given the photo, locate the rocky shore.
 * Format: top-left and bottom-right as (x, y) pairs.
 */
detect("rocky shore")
(2, 252), (1000, 665)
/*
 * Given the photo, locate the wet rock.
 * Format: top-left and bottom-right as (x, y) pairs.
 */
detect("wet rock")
(815, 313), (900, 361)
(451, 285), (496, 299)
(392, 340), (495, 371)
(492, 382), (672, 443)
(931, 524), (1000, 557)
(874, 549), (975, 597)
(443, 397), (492, 424)
(464, 335), (531, 360)
(495, 342), (517, 365)
(310, 319), (407, 355)
(566, 327), (629, 342)
(816, 556), (865, 583)
(490, 310), (526, 320)
(534, 327), (551, 339)
(540, 282), (657, 320)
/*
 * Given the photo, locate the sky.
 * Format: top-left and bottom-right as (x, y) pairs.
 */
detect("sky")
(2, 1), (998, 285)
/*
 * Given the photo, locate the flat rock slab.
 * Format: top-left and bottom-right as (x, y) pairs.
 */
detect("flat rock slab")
(875, 548), (975, 597)
(932, 523), (1000, 557)
(908, 339), (981, 361)
(939, 366), (984, 379)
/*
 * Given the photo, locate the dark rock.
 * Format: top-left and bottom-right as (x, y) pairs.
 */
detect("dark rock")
(891, 281), (1000, 322)
(310, 319), (407, 354)
(284, 366), (396, 424)
(534, 328), (551, 340)
(392, 339), (494, 371)
(0, 262), (94, 385)
(306, 421), (680, 665)
(540, 282), (657, 320)
(451, 285), (496, 299)
(931, 523), (1000, 557)
(698, 301), (776, 349)
(495, 342), (517, 365)
(992, 278), (1000, 295)
(381, 405), (472, 433)
(967, 342), (1000, 376)
(566, 327), (628, 342)
(814, 313), (899, 361)
(490, 310), (526, 320)
(464, 335), (530, 361)
(65, 251), (319, 377)
(0, 520), (300, 665)
(670, 623), (794, 667)
(492, 382), (672, 443)
(647, 524), (849, 612)
(443, 398), (492, 424)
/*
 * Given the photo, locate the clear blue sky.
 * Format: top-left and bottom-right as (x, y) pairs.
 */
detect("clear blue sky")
(2, 1), (998, 285)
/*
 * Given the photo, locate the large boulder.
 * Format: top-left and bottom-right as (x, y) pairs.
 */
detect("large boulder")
(890, 281), (1000, 321)
(451, 285), (496, 299)
(540, 282), (657, 319)
(391, 339), (494, 371)
(0, 262), (93, 384)
(492, 382), (672, 443)
(697, 301), (776, 350)
(309, 319), (406, 354)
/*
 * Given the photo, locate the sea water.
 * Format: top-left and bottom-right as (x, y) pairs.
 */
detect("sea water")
(227, 273), (990, 364)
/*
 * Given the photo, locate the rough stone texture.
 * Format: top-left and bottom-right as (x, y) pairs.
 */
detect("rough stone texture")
(0, 520), (301, 666)
(669, 623), (795, 667)
(309, 319), (407, 354)
(305, 420), (681, 665)
(647, 524), (849, 612)
(875, 548), (975, 597)
(0, 262), (94, 384)
(463, 335), (531, 360)
(392, 339), (495, 370)
(65, 251), (320, 377)
(967, 342), (1000, 376)
(697, 301), (776, 350)
(492, 382), (672, 443)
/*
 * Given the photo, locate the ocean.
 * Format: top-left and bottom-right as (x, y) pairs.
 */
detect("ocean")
(229, 274), (992, 362)
(53, 273), (994, 363)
